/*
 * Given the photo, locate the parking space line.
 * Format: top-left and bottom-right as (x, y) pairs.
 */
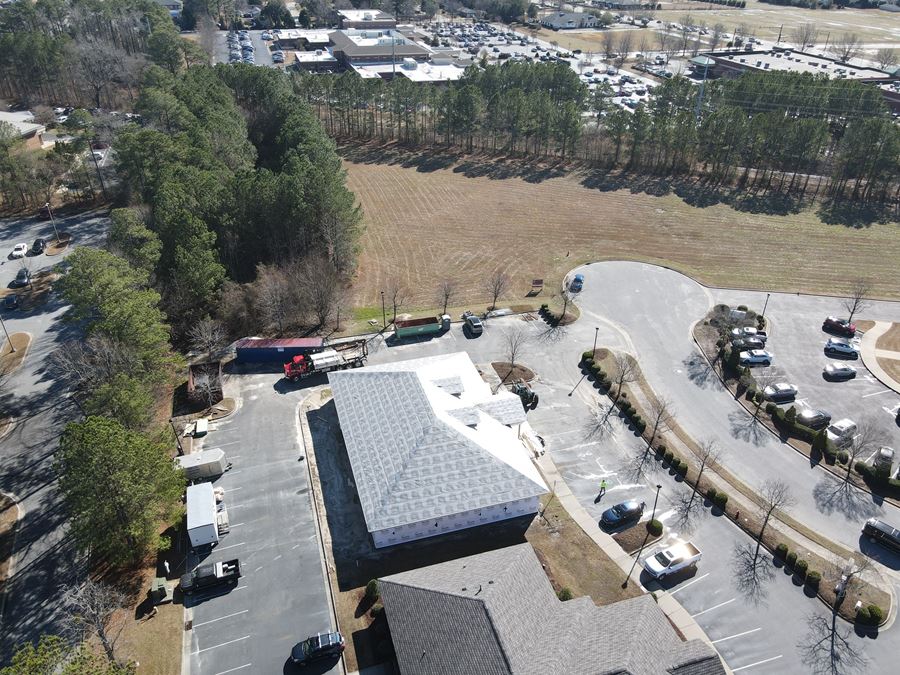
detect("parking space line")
(711, 627), (762, 644)
(862, 390), (892, 398)
(192, 610), (248, 627)
(668, 573), (709, 595)
(732, 655), (783, 672)
(691, 598), (735, 617)
(215, 541), (246, 551)
(229, 523), (244, 527)
(213, 664), (252, 675)
(192, 635), (251, 654)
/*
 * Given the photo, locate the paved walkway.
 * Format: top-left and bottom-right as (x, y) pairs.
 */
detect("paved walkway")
(860, 321), (900, 395)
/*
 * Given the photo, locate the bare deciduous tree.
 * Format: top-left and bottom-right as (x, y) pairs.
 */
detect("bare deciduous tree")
(709, 23), (725, 52)
(830, 33), (862, 63)
(799, 611), (867, 675)
(503, 327), (528, 378)
(188, 317), (226, 358)
(615, 32), (633, 70)
(792, 22), (819, 49)
(485, 270), (510, 311)
(841, 279), (871, 323)
(254, 264), (294, 335)
(611, 352), (637, 404)
(75, 40), (125, 109)
(295, 255), (342, 328)
(192, 369), (221, 409)
(50, 335), (136, 391)
(63, 580), (127, 664)
(875, 47), (898, 71)
(646, 395), (673, 450)
(436, 279), (457, 315)
(385, 278), (407, 323)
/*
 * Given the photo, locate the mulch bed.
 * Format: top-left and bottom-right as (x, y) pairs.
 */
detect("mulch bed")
(491, 362), (535, 383)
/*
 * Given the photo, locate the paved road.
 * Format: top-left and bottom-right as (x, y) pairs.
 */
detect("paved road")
(0, 209), (110, 662)
(187, 373), (338, 675)
(571, 261), (900, 568)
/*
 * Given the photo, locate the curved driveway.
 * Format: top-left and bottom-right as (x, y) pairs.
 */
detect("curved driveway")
(572, 261), (900, 563)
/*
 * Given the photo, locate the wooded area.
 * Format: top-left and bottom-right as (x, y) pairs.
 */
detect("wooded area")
(296, 64), (900, 202)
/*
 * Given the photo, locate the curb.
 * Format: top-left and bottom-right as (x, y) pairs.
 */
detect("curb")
(859, 321), (900, 396)
(0, 490), (24, 635)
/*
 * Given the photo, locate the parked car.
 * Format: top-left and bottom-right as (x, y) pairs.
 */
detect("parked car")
(10, 243), (27, 259)
(763, 382), (798, 402)
(822, 316), (856, 337)
(825, 337), (860, 359)
(730, 326), (767, 341)
(570, 274), (584, 292)
(3, 294), (19, 310)
(739, 349), (773, 366)
(642, 541), (702, 580)
(823, 363), (857, 380)
(462, 311), (483, 336)
(797, 408), (832, 430)
(601, 500), (645, 528)
(826, 418), (857, 448)
(863, 518), (900, 555)
(290, 632), (345, 665)
(731, 337), (765, 351)
(32, 238), (46, 254)
(12, 268), (31, 288)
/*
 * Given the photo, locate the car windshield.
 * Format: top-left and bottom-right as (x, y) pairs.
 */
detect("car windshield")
(653, 552), (671, 566)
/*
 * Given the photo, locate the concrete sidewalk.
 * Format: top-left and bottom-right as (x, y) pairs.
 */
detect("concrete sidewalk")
(860, 321), (900, 395)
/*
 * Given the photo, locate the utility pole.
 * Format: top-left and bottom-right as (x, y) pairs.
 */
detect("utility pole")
(776, 24), (783, 45)
(694, 58), (710, 122)
(592, 326), (599, 355)
(45, 202), (60, 244)
(762, 293), (771, 318)
(89, 146), (108, 201)
(651, 483), (662, 522)
(381, 290), (386, 328)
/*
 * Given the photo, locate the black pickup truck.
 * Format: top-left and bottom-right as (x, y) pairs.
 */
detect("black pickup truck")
(180, 559), (241, 595)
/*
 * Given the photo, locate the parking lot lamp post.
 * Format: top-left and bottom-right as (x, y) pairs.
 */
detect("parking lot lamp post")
(45, 202), (60, 244)
(381, 290), (386, 329)
(592, 326), (599, 356)
(762, 293), (771, 319)
(651, 483), (662, 522)
(0, 314), (15, 353)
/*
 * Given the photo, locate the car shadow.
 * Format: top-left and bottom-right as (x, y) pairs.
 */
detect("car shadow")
(640, 565), (699, 590)
(858, 534), (900, 570)
(282, 655), (341, 674)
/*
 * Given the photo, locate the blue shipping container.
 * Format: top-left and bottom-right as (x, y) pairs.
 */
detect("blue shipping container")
(234, 338), (324, 363)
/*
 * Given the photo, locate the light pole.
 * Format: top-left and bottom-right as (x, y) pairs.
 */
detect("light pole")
(45, 202), (60, 244)
(0, 313), (15, 353)
(381, 290), (386, 328)
(592, 326), (599, 356)
(762, 293), (771, 318)
(651, 483), (662, 522)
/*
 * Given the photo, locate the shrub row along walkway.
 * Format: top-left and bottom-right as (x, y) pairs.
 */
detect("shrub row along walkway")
(584, 348), (893, 626)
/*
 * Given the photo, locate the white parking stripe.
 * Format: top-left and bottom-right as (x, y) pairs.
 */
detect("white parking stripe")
(213, 664), (252, 675)
(691, 598), (736, 617)
(668, 573), (709, 595)
(192, 610), (249, 628)
(732, 655), (783, 672)
(215, 541), (246, 551)
(192, 635), (251, 654)
(711, 627), (762, 644)
(862, 389), (892, 398)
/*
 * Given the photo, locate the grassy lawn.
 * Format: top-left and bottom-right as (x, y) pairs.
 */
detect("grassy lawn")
(342, 152), (900, 312)
(0, 333), (32, 376)
(0, 494), (18, 588)
(876, 322), (900, 352)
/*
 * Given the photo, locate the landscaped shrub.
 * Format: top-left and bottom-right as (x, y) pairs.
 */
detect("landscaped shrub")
(365, 579), (380, 602)
(785, 406), (797, 424)
(647, 519), (663, 536)
(655, 444), (666, 456)
(806, 571), (821, 590)
(706, 487), (717, 501)
(786, 551), (798, 568)
(664, 450), (674, 464)
(854, 462), (900, 498)
(582, 350), (594, 362)
(775, 543), (788, 559)
(795, 559), (808, 579)
(856, 604), (884, 626)
(737, 305), (748, 312)
(558, 587), (573, 601)
(838, 451), (849, 465)
(713, 492), (728, 509)
(765, 402), (777, 415)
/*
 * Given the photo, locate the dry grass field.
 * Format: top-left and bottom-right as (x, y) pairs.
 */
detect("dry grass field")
(342, 149), (900, 312)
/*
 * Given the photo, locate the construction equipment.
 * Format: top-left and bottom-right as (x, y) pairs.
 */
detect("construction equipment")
(283, 340), (367, 381)
(511, 380), (539, 411)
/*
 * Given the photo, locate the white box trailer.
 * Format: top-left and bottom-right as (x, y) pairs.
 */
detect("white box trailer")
(176, 448), (228, 481)
(187, 483), (219, 548)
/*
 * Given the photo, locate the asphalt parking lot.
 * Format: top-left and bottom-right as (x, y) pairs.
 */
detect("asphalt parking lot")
(187, 373), (337, 675)
(213, 30), (275, 67)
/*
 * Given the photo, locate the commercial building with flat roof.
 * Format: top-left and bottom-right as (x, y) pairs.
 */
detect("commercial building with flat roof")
(338, 8), (396, 30)
(329, 28), (430, 66)
(702, 48), (894, 82)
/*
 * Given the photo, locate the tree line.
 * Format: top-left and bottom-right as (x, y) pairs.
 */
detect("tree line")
(297, 63), (900, 202)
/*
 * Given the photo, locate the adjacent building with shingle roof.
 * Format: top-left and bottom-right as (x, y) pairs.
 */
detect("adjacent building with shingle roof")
(380, 543), (727, 675)
(329, 353), (547, 549)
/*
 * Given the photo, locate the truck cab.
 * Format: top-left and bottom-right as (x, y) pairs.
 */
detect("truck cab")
(180, 559), (242, 595)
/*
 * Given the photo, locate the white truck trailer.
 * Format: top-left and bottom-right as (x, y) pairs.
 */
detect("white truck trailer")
(176, 448), (228, 481)
(186, 482), (229, 549)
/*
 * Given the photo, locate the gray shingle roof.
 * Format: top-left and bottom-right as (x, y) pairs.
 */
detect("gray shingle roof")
(329, 353), (547, 533)
(380, 544), (726, 675)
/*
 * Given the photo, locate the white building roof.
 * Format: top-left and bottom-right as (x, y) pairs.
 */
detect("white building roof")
(0, 110), (45, 138)
(350, 62), (466, 82)
(186, 482), (216, 530)
(293, 49), (338, 64)
(338, 9), (394, 22)
(276, 29), (331, 43)
(329, 352), (547, 533)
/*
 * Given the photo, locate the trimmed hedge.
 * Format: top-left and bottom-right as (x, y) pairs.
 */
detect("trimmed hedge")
(806, 571), (821, 590)
(786, 551), (798, 568)
(654, 444), (666, 457)
(582, 350), (594, 362)
(854, 461), (900, 499)
(795, 559), (808, 580)
(775, 543), (788, 559)
(706, 487), (717, 501)
(647, 519), (663, 536)
(365, 579), (380, 602)
(664, 450), (674, 464)
(558, 587), (573, 601)
(713, 492), (728, 509)
(856, 604), (884, 626)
